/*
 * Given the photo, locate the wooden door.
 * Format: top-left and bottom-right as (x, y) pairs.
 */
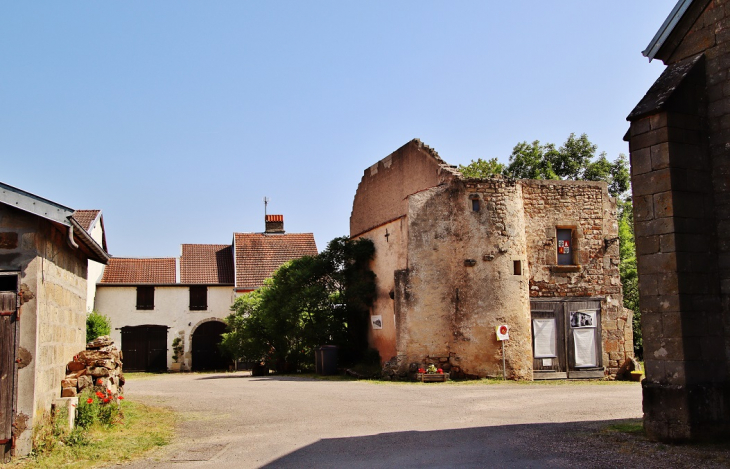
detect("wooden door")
(121, 326), (168, 372)
(531, 299), (604, 380)
(0, 287), (18, 462)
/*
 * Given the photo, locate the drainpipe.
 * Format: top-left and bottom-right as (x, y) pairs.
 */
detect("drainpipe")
(66, 224), (78, 250)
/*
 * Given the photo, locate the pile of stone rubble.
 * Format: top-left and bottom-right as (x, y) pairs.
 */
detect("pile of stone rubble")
(61, 335), (124, 398)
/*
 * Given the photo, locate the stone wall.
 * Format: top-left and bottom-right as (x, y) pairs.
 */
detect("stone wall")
(0, 204), (88, 456)
(627, 0), (730, 442)
(521, 180), (632, 374)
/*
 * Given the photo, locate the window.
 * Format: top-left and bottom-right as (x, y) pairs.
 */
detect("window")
(136, 286), (154, 310)
(472, 199), (480, 212)
(189, 286), (207, 311)
(513, 260), (522, 275)
(557, 229), (573, 265)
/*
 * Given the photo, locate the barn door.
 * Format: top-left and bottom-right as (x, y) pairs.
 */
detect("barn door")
(530, 301), (567, 379)
(0, 274), (19, 462)
(531, 299), (604, 380)
(121, 326), (168, 372)
(565, 300), (603, 378)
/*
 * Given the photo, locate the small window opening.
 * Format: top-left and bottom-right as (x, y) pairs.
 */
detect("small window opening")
(513, 260), (522, 275)
(472, 199), (480, 212)
(136, 286), (154, 310)
(557, 228), (573, 265)
(0, 275), (17, 291)
(189, 286), (208, 311)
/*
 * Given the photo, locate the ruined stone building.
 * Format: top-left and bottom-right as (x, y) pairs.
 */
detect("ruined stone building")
(626, 0), (730, 441)
(95, 215), (317, 372)
(0, 182), (110, 460)
(350, 140), (632, 380)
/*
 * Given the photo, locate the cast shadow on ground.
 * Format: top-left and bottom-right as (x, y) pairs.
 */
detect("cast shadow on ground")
(260, 419), (663, 469)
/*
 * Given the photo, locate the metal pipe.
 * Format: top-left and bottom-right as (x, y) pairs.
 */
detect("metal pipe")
(66, 224), (78, 250)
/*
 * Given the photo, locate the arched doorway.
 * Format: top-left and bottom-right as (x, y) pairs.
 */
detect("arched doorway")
(191, 321), (228, 371)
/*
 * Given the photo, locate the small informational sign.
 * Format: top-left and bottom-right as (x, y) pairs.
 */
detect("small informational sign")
(570, 310), (596, 328)
(543, 358), (553, 367)
(495, 324), (509, 341)
(370, 315), (383, 330)
(558, 239), (570, 254)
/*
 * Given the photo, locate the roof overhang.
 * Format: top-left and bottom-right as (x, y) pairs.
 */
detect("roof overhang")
(642, 0), (711, 62)
(0, 181), (110, 264)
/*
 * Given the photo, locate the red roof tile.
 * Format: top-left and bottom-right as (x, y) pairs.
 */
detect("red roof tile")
(100, 258), (176, 284)
(180, 244), (234, 284)
(72, 210), (101, 232)
(265, 214), (283, 222)
(234, 233), (317, 290)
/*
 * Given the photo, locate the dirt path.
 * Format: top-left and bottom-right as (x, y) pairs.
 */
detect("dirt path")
(113, 373), (728, 468)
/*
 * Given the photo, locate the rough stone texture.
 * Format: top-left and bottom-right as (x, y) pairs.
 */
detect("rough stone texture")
(0, 203), (90, 457)
(62, 336), (124, 399)
(627, 0), (730, 442)
(351, 140), (630, 379)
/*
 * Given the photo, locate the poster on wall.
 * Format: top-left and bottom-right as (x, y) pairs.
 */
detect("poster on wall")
(570, 310), (596, 328)
(370, 315), (383, 330)
(532, 318), (556, 358)
(574, 328), (597, 367)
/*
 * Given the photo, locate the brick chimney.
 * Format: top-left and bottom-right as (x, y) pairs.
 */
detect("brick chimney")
(265, 214), (284, 234)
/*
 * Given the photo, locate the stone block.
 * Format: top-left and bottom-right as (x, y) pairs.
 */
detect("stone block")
(633, 169), (673, 197)
(88, 367), (110, 377)
(61, 378), (78, 388)
(634, 195), (655, 222)
(630, 127), (670, 152)
(77, 375), (93, 391)
(630, 147), (652, 176)
(61, 387), (77, 397)
(67, 360), (85, 372)
(638, 252), (677, 275)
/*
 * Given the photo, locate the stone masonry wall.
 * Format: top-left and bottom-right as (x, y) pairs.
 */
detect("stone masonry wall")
(521, 180), (632, 374)
(0, 205), (88, 456)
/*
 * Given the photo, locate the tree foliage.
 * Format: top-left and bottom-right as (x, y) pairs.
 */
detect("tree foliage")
(86, 310), (111, 343)
(221, 236), (376, 371)
(459, 133), (630, 198)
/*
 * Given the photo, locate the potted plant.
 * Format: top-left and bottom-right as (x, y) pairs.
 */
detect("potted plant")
(171, 337), (184, 372)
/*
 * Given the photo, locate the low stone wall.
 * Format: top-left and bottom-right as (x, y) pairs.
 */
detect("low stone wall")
(61, 335), (124, 398)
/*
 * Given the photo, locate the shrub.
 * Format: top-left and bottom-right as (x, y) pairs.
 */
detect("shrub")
(77, 388), (124, 429)
(86, 310), (112, 343)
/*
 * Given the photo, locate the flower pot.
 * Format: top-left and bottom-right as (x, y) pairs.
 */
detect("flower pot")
(170, 363), (182, 372)
(630, 371), (643, 382)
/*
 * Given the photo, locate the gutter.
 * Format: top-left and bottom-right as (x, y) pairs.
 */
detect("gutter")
(642, 0), (694, 61)
(68, 216), (111, 264)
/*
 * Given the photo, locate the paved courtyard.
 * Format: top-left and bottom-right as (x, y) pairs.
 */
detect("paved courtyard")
(112, 373), (664, 468)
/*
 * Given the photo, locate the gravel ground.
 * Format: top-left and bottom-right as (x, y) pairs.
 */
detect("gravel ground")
(114, 373), (730, 469)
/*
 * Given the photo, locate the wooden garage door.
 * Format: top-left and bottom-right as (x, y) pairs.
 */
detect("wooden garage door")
(121, 326), (168, 372)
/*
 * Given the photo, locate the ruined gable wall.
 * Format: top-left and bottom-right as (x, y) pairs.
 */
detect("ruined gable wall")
(350, 139), (458, 237)
(521, 180), (632, 374)
(395, 178), (533, 379)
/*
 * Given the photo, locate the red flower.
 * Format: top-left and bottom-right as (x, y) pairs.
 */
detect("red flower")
(103, 398), (110, 403)
(438, 368), (443, 374)
(95, 391), (105, 399)
(117, 396), (124, 400)
(418, 368), (425, 373)
(87, 398), (93, 404)
(97, 379), (103, 385)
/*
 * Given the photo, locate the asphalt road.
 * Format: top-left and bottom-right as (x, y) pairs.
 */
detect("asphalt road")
(111, 373), (670, 469)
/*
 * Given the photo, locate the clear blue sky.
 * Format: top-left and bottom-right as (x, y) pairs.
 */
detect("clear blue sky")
(1, 2), (672, 257)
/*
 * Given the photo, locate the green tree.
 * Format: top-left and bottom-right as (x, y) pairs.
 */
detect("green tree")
(221, 236), (376, 371)
(457, 157), (505, 178)
(86, 310), (111, 343)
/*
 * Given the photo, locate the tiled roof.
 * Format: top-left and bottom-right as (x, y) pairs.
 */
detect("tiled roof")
(71, 210), (100, 232)
(100, 258), (176, 284)
(180, 244), (234, 284)
(265, 214), (283, 222)
(234, 233), (317, 290)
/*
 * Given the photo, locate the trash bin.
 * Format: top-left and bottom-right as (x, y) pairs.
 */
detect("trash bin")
(315, 345), (338, 375)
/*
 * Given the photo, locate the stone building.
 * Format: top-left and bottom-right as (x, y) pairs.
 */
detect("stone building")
(626, 0), (730, 441)
(0, 182), (109, 460)
(95, 215), (317, 372)
(350, 140), (632, 380)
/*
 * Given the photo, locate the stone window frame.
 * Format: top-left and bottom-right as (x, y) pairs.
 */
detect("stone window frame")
(547, 224), (582, 273)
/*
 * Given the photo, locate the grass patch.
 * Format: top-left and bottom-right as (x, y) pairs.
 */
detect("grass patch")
(9, 399), (175, 468)
(123, 371), (168, 380)
(606, 419), (645, 435)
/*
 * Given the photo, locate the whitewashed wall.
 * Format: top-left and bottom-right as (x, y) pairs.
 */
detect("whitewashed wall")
(94, 285), (235, 370)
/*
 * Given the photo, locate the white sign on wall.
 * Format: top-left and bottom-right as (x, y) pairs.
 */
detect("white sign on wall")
(495, 324), (509, 341)
(370, 315), (383, 330)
